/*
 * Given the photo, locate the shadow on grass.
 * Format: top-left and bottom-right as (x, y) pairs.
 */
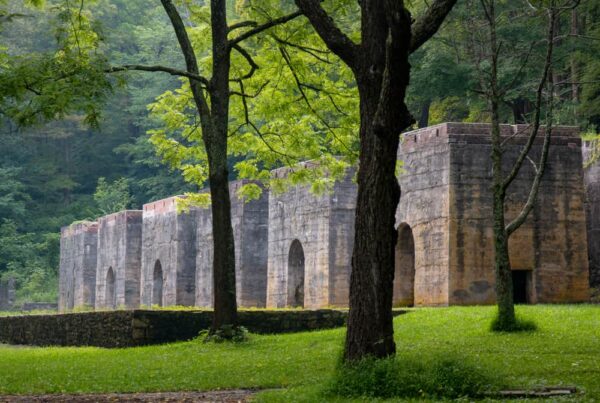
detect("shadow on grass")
(490, 316), (538, 333)
(325, 353), (502, 400)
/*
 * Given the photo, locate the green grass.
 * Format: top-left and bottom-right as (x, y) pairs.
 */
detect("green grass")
(1, 305), (599, 402)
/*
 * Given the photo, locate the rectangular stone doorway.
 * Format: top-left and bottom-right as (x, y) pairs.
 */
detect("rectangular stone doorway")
(512, 270), (532, 304)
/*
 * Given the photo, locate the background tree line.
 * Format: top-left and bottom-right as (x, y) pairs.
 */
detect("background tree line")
(0, 0), (597, 311)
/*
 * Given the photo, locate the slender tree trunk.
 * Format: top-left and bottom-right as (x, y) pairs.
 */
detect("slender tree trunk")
(491, 97), (515, 327)
(419, 99), (431, 128)
(208, 0), (238, 331)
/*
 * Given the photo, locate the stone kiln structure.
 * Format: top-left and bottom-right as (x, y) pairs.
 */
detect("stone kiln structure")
(95, 211), (143, 309)
(196, 180), (269, 308)
(395, 123), (589, 305)
(266, 168), (356, 309)
(59, 222), (98, 311)
(58, 123), (596, 311)
(140, 196), (197, 307)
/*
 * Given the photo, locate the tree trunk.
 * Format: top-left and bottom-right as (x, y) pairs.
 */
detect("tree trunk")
(344, 3), (413, 361)
(418, 99), (431, 128)
(345, 84), (402, 361)
(208, 0), (238, 332)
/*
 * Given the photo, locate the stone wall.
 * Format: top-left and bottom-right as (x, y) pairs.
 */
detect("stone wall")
(397, 125), (451, 306)
(195, 181), (269, 308)
(59, 222), (98, 311)
(0, 278), (15, 310)
(141, 197), (197, 307)
(196, 180), (269, 308)
(267, 167), (356, 309)
(583, 141), (600, 288)
(95, 211), (143, 309)
(0, 309), (353, 348)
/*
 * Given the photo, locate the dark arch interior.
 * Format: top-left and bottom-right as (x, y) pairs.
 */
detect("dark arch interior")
(106, 267), (115, 309)
(153, 260), (163, 307)
(393, 224), (415, 307)
(287, 239), (305, 308)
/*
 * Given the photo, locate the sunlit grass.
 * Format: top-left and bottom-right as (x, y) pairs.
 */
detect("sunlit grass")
(1, 305), (599, 402)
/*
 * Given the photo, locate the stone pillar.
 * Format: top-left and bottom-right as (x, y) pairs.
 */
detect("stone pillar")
(59, 222), (98, 311)
(141, 197), (196, 307)
(266, 167), (355, 309)
(96, 210), (143, 310)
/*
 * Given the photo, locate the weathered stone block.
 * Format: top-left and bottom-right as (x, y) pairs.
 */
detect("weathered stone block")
(95, 210), (143, 309)
(59, 222), (98, 311)
(267, 168), (356, 309)
(140, 197), (197, 307)
(195, 180), (269, 308)
(396, 123), (589, 306)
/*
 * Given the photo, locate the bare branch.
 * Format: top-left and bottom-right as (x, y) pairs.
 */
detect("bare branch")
(502, 6), (556, 191)
(106, 65), (210, 87)
(229, 10), (303, 47)
(228, 20), (257, 33)
(160, 0), (210, 117)
(293, 0), (359, 67)
(231, 44), (259, 81)
(410, 0), (459, 53)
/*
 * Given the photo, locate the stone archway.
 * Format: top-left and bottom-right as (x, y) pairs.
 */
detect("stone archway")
(393, 223), (415, 307)
(152, 260), (163, 307)
(105, 267), (115, 309)
(287, 239), (305, 308)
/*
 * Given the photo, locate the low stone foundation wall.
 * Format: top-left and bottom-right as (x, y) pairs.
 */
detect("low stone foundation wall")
(0, 309), (364, 348)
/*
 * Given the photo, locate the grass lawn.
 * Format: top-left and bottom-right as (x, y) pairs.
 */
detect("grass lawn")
(0, 305), (599, 402)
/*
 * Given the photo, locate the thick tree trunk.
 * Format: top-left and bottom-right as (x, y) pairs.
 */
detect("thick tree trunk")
(345, 87), (401, 361)
(344, 4), (413, 361)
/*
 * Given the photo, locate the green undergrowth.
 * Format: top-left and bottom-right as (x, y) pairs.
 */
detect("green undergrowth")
(0, 305), (599, 402)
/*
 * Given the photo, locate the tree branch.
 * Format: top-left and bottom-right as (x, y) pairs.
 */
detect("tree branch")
(505, 8), (558, 236)
(231, 44), (259, 81)
(229, 10), (303, 47)
(160, 0), (210, 117)
(502, 6), (556, 191)
(106, 65), (210, 87)
(410, 0), (458, 53)
(293, 0), (359, 67)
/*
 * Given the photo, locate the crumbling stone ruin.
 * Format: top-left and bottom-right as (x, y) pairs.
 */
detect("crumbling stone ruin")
(0, 278), (15, 310)
(58, 123), (597, 311)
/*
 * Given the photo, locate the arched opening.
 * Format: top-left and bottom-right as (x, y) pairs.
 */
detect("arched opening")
(287, 239), (305, 308)
(105, 267), (115, 309)
(393, 223), (415, 307)
(152, 260), (163, 307)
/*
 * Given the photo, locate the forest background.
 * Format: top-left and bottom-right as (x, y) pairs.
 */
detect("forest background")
(0, 0), (598, 305)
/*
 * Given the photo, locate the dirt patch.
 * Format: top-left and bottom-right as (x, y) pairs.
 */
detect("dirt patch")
(0, 389), (257, 402)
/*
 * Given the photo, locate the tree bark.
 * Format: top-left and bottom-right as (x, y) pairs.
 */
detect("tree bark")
(207, 0), (238, 332)
(295, 0), (456, 362)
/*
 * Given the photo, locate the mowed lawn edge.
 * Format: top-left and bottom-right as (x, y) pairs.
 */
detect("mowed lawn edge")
(0, 305), (599, 402)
